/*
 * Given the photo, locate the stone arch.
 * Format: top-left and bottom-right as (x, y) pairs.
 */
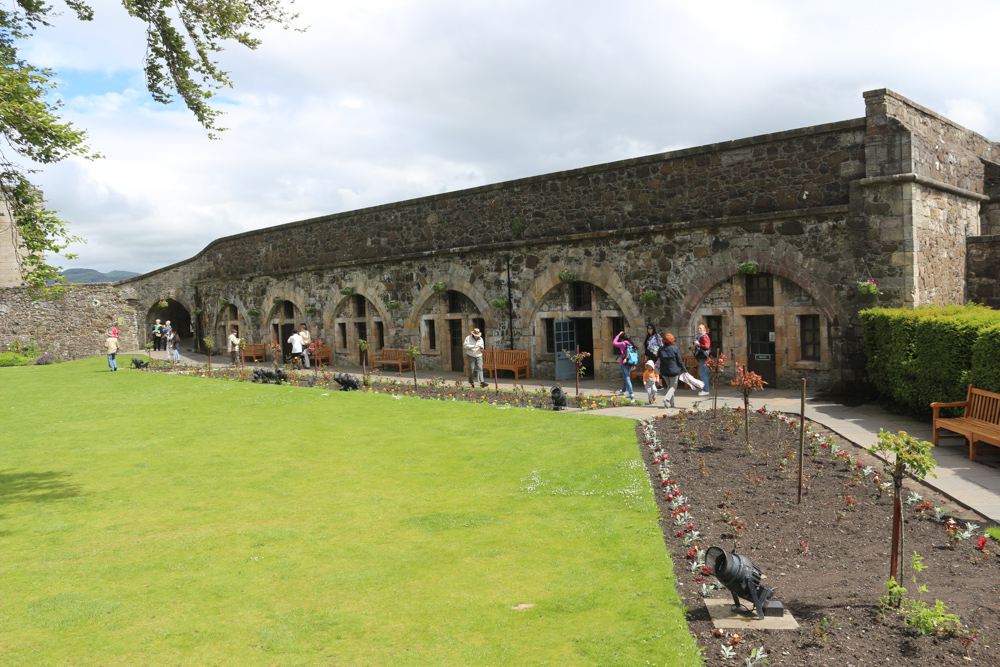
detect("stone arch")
(144, 297), (193, 349)
(521, 262), (641, 329)
(212, 302), (245, 350)
(404, 267), (494, 331)
(673, 252), (847, 333)
(265, 299), (303, 360)
(328, 280), (392, 365)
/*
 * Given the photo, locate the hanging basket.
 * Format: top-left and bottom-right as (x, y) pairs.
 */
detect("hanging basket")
(304, 305), (318, 314)
(639, 289), (658, 303)
(339, 287), (354, 296)
(387, 301), (401, 310)
(491, 298), (507, 309)
(737, 260), (758, 275)
(247, 308), (260, 317)
(157, 300), (169, 308)
(219, 299), (230, 307)
(557, 270), (576, 282)
(857, 280), (881, 296)
(432, 282), (448, 292)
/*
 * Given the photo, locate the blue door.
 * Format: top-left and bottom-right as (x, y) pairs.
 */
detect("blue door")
(554, 319), (577, 381)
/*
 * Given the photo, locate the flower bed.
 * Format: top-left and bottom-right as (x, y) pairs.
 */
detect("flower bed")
(637, 408), (996, 666)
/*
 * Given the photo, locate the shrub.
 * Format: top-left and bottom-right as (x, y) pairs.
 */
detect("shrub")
(861, 304), (1000, 415)
(971, 324), (1000, 393)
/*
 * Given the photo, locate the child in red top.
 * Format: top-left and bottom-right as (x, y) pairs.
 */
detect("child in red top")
(642, 360), (659, 405)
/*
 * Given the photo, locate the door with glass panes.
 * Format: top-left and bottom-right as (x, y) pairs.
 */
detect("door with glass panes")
(554, 319), (577, 381)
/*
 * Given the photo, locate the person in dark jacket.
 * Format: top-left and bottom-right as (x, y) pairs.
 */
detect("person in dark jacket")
(657, 333), (687, 408)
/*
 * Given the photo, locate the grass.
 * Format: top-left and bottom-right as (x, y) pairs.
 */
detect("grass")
(0, 358), (699, 666)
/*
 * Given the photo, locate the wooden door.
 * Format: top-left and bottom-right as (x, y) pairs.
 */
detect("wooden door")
(745, 315), (776, 387)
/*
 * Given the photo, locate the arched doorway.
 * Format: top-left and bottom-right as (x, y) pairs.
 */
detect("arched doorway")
(531, 280), (626, 381)
(145, 299), (193, 351)
(417, 289), (485, 373)
(332, 294), (385, 367)
(215, 304), (244, 356)
(268, 300), (303, 362)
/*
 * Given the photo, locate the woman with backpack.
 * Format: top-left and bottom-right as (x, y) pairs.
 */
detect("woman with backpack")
(612, 331), (638, 400)
(694, 323), (711, 396)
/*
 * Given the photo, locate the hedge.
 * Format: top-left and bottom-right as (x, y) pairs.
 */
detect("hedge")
(860, 304), (1000, 415)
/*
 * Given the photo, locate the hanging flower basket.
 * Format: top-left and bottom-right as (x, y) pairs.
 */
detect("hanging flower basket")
(557, 270), (576, 282)
(857, 279), (881, 296)
(491, 298), (507, 309)
(639, 289), (658, 303)
(272, 297), (283, 305)
(157, 299), (169, 308)
(192, 308), (204, 316)
(304, 305), (318, 314)
(387, 301), (401, 310)
(432, 282), (448, 292)
(219, 299), (230, 307)
(737, 260), (758, 275)
(339, 287), (354, 296)
(247, 308), (260, 317)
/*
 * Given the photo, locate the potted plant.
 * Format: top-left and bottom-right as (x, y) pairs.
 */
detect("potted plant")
(339, 287), (354, 296)
(557, 270), (576, 282)
(247, 307), (260, 317)
(639, 289), (658, 303)
(432, 281), (448, 292)
(491, 298), (507, 309)
(857, 279), (881, 296)
(387, 301), (401, 310)
(220, 298), (230, 307)
(304, 303), (317, 314)
(192, 307), (204, 316)
(272, 297), (283, 306)
(737, 258), (758, 275)
(157, 299), (169, 308)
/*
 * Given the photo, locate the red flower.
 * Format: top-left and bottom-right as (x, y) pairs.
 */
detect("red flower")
(978, 537), (989, 552)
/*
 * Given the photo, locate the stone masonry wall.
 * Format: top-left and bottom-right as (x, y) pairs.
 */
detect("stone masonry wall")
(967, 236), (1000, 309)
(912, 186), (979, 305)
(0, 285), (142, 360)
(129, 119), (866, 283)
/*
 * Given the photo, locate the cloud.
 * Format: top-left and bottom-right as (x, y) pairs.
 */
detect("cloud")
(17, 0), (1000, 275)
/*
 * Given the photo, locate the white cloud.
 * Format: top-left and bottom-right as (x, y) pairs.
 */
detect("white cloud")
(13, 0), (1000, 274)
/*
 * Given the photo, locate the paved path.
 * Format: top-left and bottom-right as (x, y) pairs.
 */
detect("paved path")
(125, 347), (1000, 523)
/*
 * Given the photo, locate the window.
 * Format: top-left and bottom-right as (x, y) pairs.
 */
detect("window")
(800, 315), (820, 361)
(447, 290), (465, 314)
(427, 320), (437, 350)
(571, 282), (592, 311)
(705, 315), (723, 358)
(338, 322), (347, 348)
(745, 274), (774, 307)
(544, 319), (555, 353)
(610, 316), (624, 341)
(353, 294), (366, 317)
(376, 321), (384, 349)
(282, 301), (293, 318)
(473, 318), (486, 341)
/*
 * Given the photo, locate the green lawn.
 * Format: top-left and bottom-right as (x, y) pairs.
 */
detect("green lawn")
(0, 358), (699, 666)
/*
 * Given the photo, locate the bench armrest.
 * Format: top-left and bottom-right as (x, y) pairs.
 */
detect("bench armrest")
(930, 401), (967, 408)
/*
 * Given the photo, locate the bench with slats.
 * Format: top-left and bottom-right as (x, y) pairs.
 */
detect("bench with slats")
(311, 344), (332, 368)
(372, 348), (414, 373)
(241, 343), (266, 363)
(467, 349), (530, 380)
(931, 384), (1000, 461)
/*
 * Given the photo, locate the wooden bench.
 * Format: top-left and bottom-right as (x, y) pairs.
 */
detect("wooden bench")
(372, 348), (414, 373)
(630, 355), (699, 388)
(241, 343), (266, 363)
(465, 349), (530, 380)
(931, 384), (1000, 461)
(311, 344), (332, 368)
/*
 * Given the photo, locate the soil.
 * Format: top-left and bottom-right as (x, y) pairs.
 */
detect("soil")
(638, 408), (1000, 666)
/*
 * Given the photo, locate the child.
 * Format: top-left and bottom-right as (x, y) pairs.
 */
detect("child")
(642, 360), (659, 405)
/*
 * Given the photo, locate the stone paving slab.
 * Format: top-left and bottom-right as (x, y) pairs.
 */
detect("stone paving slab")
(704, 597), (799, 631)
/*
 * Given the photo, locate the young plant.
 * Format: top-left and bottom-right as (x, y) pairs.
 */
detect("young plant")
(406, 344), (420, 388)
(730, 363), (766, 446)
(567, 350), (591, 396)
(357, 338), (371, 378)
(202, 336), (215, 374)
(870, 429), (936, 591)
(705, 352), (727, 417)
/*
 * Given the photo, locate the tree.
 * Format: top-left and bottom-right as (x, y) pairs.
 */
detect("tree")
(730, 362), (766, 446)
(0, 0), (299, 294)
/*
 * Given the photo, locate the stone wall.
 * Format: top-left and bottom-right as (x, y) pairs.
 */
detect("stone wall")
(0, 284), (142, 359)
(967, 236), (1000, 309)
(0, 199), (26, 288)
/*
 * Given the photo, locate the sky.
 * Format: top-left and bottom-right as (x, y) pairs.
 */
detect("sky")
(18, 0), (1000, 274)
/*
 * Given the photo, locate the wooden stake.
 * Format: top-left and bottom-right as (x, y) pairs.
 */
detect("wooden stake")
(798, 378), (806, 504)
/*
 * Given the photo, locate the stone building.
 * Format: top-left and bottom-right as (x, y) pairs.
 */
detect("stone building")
(3, 88), (999, 390)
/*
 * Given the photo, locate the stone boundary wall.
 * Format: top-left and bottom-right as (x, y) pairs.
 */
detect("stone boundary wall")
(0, 285), (142, 360)
(967, 236), (1000, 309)
(122, 118), (866, 284)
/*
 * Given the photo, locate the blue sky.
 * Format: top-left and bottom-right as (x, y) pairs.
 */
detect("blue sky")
(18, 0), (1000, 274)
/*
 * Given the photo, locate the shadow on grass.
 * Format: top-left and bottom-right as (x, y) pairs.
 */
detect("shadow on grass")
(0, 470), (82, 505)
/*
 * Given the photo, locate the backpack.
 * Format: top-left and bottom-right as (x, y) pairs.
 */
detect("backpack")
(625, 343), (639, 366)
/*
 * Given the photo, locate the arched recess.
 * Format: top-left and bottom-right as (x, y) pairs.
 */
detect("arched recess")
(214, 303), (244, 353)
(266, 300), (303, 361)
(144, 298), (193, 350)
(329, 288), (388, 367)
(404, 268), (494, 331)
(521, 263), (641, 381)
(674, 253), (850, 389)
(414, 289), (487, 373)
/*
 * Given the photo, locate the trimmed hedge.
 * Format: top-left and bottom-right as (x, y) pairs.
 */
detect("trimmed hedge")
(861, 304), (1000, 415)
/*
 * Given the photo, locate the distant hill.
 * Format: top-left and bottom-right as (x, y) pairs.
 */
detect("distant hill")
(60, 268), (140, 284)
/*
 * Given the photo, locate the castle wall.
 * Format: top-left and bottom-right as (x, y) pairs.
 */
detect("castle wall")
(967, 236), (1000, 309)
(0, 285), (141, 359)
(0, 199), (26, 288)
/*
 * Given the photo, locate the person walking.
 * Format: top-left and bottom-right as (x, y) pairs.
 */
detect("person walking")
(105, 331), (119, 371)
(612, 331), (637, 400)
(228, 328), (241, 366)
(643, 324), (663, 364)
(298, 324), (311, 369)
(463, 327), (487, 387)
(152, 319), (163, 351)
(658, 333), (687, 408)
(694, 323), (711, 396)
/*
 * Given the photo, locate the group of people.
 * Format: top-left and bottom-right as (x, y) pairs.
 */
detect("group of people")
(613, 323), (713, 408)
(286, 325), (313, 368)
(151, 319), (181, 361)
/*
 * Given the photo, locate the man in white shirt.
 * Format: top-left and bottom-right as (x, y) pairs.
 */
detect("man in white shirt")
(227, 329), (241, 366)
(463, 327), (487, 388)
(287, 330), (304, 368)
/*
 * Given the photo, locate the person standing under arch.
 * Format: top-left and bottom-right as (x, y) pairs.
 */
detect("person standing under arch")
(694, 323), (711, 396)
(612, 331), (637, 400)
(299, 324), (312, 369)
